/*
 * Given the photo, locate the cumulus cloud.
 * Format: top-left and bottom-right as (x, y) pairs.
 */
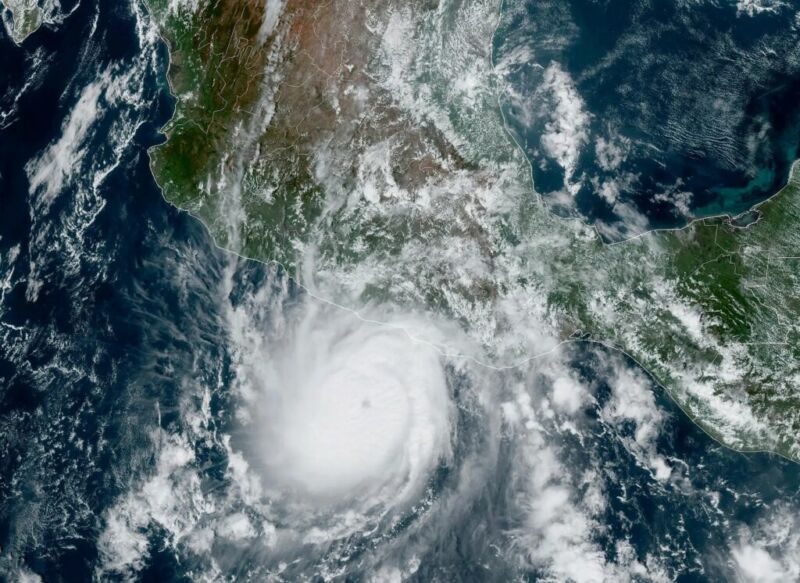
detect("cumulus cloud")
(732, 545), (789, 582)
(599, 353), (674, 481)
(551, 374), (587, 415)
(736, 0), (790, 17)
(539, 63), (591, 193)
(595, 134), (630, 172)
(732, 507), (800, 582)
(502, 357), (671, 583)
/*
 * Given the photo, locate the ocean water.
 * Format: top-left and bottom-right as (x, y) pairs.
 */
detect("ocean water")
(0, 1), (230, 577)
(1, 1), (799, 581)
(495, 0), (800, 238)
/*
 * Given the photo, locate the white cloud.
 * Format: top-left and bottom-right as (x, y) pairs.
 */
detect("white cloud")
(552, 375), (587, 415)
(733, 545), (789, 582)
(595, 134), (630, 172)
(539, 63), (590, 194)
(216, 512), (256, 542)
(601, 356), (672, 481)
(504, 365), (672, 583)
(594, 199), (650, 240)
(96, 434), (203, 577)
(736, 0), (790, 17)
(26, 75), (105, 207)
(731, 507), (800, 583)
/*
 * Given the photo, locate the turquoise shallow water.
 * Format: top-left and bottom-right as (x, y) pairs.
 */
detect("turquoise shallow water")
(495, 0), (800, 238)
(2, 1), (800, 580)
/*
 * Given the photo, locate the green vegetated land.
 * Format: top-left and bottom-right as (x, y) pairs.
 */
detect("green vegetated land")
(147, 0), (323, 269)
(609, 173), (799, 456)
(1, 0), (44, 44)
(145, 0), (800, 459)
(674, 178), (800, 444)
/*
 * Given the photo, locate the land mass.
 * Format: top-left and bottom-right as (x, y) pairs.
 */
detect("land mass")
(145, 0), (799, 459)
(1, 0), (44, 44)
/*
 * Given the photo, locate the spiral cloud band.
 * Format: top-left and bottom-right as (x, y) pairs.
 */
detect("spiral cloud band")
(230, 296), (454, 509)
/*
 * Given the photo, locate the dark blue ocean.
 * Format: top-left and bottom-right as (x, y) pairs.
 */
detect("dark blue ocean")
(1, 1), (799, 580)
(495, 0), (800, 238)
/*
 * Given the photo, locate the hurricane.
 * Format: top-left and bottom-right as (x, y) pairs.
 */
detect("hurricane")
(2, 0), (800, 581)
(227, 284), (461, 517)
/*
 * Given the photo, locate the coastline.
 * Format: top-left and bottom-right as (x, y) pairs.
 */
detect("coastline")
(145, 0), (800, 463)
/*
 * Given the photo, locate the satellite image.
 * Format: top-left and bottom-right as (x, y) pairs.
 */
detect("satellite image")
(1, 0), (799, 580)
